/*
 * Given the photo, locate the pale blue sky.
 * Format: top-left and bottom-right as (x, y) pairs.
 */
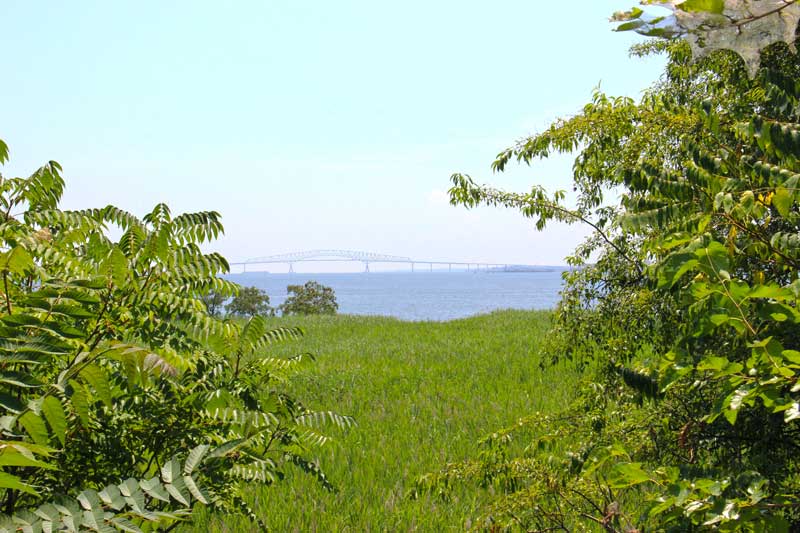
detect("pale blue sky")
(0, 1), (665, 270)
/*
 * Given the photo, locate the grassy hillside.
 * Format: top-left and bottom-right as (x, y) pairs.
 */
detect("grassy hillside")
(192, 310), (578, 532)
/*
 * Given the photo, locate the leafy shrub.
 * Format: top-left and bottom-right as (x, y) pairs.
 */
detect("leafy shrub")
(226, 285), (274, 317)
(201, 289), (226, 317)
(279, 281), (338, 316)
(0, 140), (351, 531)
(421, 17), (800, 532)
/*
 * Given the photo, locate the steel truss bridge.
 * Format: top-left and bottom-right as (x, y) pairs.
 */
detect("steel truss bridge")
(229, 249), (544, 273)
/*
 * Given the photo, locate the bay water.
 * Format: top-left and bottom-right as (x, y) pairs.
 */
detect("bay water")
(226, 270), (566, 321)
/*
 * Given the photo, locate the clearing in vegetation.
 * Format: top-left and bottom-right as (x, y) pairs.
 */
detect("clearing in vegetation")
(191, 310), (577, 532)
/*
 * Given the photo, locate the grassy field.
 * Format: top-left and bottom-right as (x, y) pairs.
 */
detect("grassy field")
(192, 310), (579, 532)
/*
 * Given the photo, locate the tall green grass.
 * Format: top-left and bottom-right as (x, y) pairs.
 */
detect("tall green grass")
(193, 309), (579, 531)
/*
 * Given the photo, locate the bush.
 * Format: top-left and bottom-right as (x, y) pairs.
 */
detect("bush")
(279, 281), (338, 316)
(424, 35), (800, 531)
(0, 140), (350, 531)
(226, 285), (274, 317)
(201, 289), (226, 317)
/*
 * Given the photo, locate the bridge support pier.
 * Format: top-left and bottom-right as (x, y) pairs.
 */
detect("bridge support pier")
(448, 263), (451, 272)
(288, 262), (294, 273)
(364, 261), (370, 273)
(411, 262), (415, 273)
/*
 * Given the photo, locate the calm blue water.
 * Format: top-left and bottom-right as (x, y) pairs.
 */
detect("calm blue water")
(225, 271), (566, 321)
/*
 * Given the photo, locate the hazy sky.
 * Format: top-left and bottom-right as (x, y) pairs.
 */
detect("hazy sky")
(0, 1), (666, 270)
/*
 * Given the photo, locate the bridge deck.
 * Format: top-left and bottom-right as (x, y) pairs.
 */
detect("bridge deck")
(228, 249), (546, 272)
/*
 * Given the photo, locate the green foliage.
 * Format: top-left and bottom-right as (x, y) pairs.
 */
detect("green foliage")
(433, 32), (800, 532)
(279, 281), (338, 316)
(225, 286), (273, 318)
(0, 143), (348, 530)
(201, 290), (226, 317)
(0, 445), (210, 533)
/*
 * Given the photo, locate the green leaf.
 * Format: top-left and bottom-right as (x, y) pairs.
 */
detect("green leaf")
(182, 475), (208, 504)
(782, 350), (800, 365)
(696, 241), (730, 277)
(68, 380), (92, 428)
(0, 371), (41, 389)
(41, 396), (67, 446)
(0, 471), (39, 496)
(697, 356), (743, 376)
(163, 476), (190, 507)
(0, 246), (34, 276)
(100, 248), (129, 287)
(709, 313), (729, 326)
(609, 462), (652, 488)
(33, 503), (60, 523)
(748, 284), (790, 300)
(80, 507), (109, 532)
(658, 253), (698, 288)
(121, 490), (146, 515)
(183, 444), (209, 475)
(77, 489), (101, 511)
(97, 485), (125, 511)
(19, 412), (50, 445)
(616, 19), (646, 31)
(160, 458), (181, 484)
(773, 187), (793, 217)
(110, 518), (142, 533)
(79, 365), (112, 407)
(724, 388), (752, 425)
(139, 477), (169, 503)
(0, 450), (53, 470)
(678, 0), (724, 14)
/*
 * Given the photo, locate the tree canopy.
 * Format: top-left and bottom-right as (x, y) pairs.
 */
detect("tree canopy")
(225, 286), (274, 318)
(421, 7), (800, 530)
(279, 281), (338, 316)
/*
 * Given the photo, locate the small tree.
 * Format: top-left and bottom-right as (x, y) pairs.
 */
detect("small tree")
(280, 281), (338, 316)
(226, 286), (273, 317)
(201, 289), (226, 317)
